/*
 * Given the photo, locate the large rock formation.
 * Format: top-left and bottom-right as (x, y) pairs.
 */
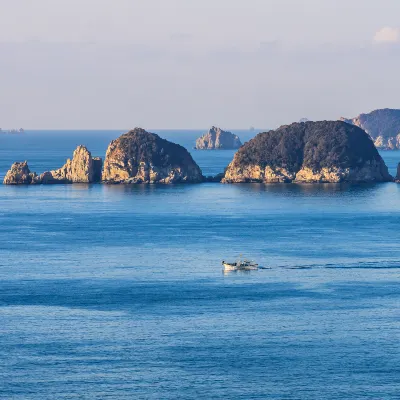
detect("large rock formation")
(340, 108), (400, 150)
(3, 146), (102, 185)
(3, 161), (40, 184)
(102, 128), (203, 183)
(195, 126), (242, 150)
(396, 163), (400, 182)
(222, 121), (392, 183)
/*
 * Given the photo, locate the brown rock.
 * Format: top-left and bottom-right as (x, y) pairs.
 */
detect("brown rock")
(4, 146), (102, 185)
(102, 128), (203, 184)
(223, 121), (392, 183)
(42, 145), (99, 183)
(3, 161), (40, 185)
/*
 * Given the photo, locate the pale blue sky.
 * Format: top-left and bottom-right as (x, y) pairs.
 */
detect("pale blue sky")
(1, 0), (399, 129)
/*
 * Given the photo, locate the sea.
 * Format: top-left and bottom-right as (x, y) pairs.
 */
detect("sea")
(0, 130), (399, 399)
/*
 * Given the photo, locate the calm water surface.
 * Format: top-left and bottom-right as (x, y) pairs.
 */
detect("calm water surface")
(0, 131), (399, 399)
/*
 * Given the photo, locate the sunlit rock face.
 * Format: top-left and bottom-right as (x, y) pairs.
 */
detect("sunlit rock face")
(340, 108), (400, 150)
(4, 146), (102, 185)
(223, 121), (392, 183)
(3, 161), (40, 184)
(195, 127), (242, 150)
(42, 145), (101, 183)
(102, 128), (203, 184)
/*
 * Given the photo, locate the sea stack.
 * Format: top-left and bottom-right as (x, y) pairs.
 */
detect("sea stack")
(3, 161), (40, 185)
(222, 121), (392, 183)
(102, 128), (203, 183)
(3, 146), (102, 184)
(340, 108), (400, 150)
(41, 145), (102, 184)
(195, 126), (242, 150)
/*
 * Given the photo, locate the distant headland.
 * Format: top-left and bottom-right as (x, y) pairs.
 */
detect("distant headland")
(340, 108), (400, 150)
(0, 128), (24, 134)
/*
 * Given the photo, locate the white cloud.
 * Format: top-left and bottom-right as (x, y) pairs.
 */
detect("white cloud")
(373, 27), (400, 44)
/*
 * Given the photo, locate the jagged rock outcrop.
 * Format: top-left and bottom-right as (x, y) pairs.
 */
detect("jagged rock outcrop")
(340, 108), (400, 149)
(3, 161), (40, 184)
(102, 128), (203, 184)
(3, 146), (102, 185)
(41, 145), (101, 183)
(396, 163), (400, 182)
(223, 121), (392, 183)
(195, 126), (242, 150)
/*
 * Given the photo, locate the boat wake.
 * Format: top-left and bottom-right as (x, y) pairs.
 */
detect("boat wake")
(278, 260), (400, 270)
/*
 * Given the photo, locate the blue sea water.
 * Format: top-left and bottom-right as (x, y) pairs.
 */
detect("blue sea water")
(0, 130), (400, 399)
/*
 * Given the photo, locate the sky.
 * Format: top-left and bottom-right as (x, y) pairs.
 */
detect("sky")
(1, 0), (400, 129)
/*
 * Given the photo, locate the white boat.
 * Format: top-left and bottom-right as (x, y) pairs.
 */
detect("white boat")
(222, 256), (259, 271)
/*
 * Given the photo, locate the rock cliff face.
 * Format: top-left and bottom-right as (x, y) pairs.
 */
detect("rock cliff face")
(340, 108), (400, 149)
(223, 121), (392, 183)
(396, 163), (400, 182)
(195, 127), (242, 150)
(3, 161), (40, 184)
(42, 145), (101, 183)
(3, 146), (102, 185)
(102, 128), (203, 183)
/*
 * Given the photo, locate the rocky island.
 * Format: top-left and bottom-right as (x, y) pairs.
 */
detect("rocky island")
(3, 145), (102, 184)
(222, 121), (392, 183)
(195, 126), (242, 150)
(102, 128), (203, 184)
(3, 161), (40, 185)
(340, 108), (400, 150)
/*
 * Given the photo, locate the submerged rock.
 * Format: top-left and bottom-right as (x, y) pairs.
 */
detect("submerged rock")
(4, 146), (102, 185)
(223, 121), (392, 183)
(340, 108), (400, 150)
(102, 128), (203, 184)
(3, 161), (40, 185)
(195, 126), (242, 150)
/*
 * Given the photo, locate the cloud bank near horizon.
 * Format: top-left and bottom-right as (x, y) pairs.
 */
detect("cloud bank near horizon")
(0, 0), (400, 129)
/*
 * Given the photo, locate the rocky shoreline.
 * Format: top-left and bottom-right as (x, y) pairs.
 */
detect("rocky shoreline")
(3, 123), (399, 185)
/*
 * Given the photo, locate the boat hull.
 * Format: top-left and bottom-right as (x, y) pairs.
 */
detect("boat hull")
(222, 263), (258, 271)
